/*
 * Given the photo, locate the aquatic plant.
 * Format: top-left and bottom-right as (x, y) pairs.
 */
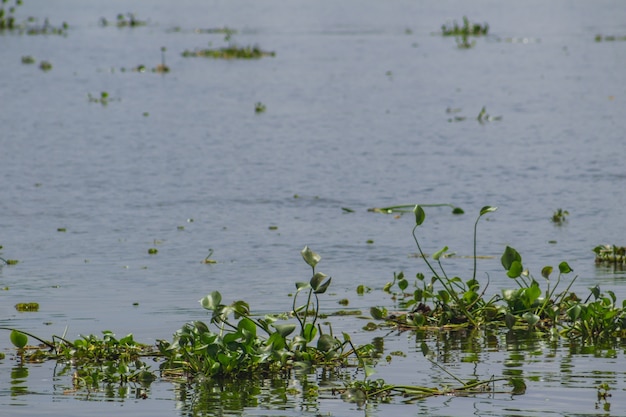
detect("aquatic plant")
(477, 106), (502, 123)
(87, 91), (113, 105)
(441, 16), (489, 37)
(254, 102), (266, 113)
(1, 1), (68, 35)
(368, 203), (464, 215)
(594, 34), (626, 42)
(182, 44), (275, 59)
(100, 13), (146, 28)
(0, 0), (20, 31)
(371, 205), (626, 343)
(38, 60), (52, 71)
(593, 245), (626, 265)
(551, 208), (569, 224)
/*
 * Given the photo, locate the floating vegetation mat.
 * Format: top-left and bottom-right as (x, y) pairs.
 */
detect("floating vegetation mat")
(182, 44), (275, 59)
(594, 245), (626, 265)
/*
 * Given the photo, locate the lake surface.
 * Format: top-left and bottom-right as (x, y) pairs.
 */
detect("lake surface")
(1, 0), (625, 415)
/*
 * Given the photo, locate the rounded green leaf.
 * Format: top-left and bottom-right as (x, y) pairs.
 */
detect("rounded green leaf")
(10, 330), (28, 349)
(507, 260), (523, 278)
(199, 291), (222, 311)
(501, 246), (522, 270)
(558, 261), (572, 274)
(272, 323), (296, 338)
(541, 266), (553, 280)
(413, 205), (426, 226)
(317, 334), (336, 352)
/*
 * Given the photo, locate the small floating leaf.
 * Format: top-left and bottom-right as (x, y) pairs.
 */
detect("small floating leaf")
(15, 302), (39, 312)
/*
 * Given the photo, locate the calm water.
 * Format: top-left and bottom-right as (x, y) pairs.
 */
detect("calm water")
(1, 0), (625, 415)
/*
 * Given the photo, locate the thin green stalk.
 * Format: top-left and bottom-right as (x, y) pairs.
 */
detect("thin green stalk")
(0, 327), (55, 349)
(412, 224), (440, 280)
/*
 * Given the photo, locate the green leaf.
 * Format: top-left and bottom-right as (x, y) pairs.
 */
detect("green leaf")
(432, 246), (449, 261)
(267, 332), (285, 350)
(199, 291), (222, 311)
(523, 312), (540, 327)
(310, 272), (326, 289)
(314, 276), (332, 294)
(541, 266), (553, 280)
(398, 278), (408, 291)
(10, 330), (28, 349)
(301, 246), (321, 268)
(479, 206), (498, 216)
(413, 205), (426, 226)
(558, 261), (572, 274)
(237, 317), (257, 337)
(501, 246), (522, 270)
(295, 281), (310, 290)
(506, 260), (523, 278)
(302, 323), (317, 342)
(420, 341), (430, 357)
(317, 334), (336, 352)
(272, 323), (296, 338)
(370, 306), (386, 320)
(567, 304), (582, 321)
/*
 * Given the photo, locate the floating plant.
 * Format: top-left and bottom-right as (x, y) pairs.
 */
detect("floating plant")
(182, 44), (275, 59)
(551, 208), (569, 225)
(99, 13), (147, 28)
(441, 16), (489, 37)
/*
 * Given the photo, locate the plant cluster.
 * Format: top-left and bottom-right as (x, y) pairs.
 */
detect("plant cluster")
(441, 16), (489, 49)
(595, 34), (626, 42)
(1, 1), (67, 35)
(551, 208), (569, 224)
(0, 0), (20, 31)
(181, 45), (275, 59)
(372, 205), (626, 343)
(593, 245), (625, 265)
(441, 16), (489, 37)
(3, 246), (509, 403)
(99, 13), (146, 28)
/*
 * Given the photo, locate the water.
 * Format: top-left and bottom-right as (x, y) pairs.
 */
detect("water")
(1, 0), (625, 415)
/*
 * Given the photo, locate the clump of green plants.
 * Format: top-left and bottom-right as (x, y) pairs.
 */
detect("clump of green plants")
(255, 102), (266, 113)
(477, 106), (502, 123)
(99, 13), (146, 28)
(372, 205), (626, 343)
(441, 16), (489, 37)
(21, 55), (35, 64)
(87, 91), (114, 105)
(551, 208), (569, 224)
(440, 17), (488, 49)
(181, 44), (275, 59)
(594, 34), (626, 42)
(0, 0), (21, 30)
(368, 203), (464, 215)
(593, 245), (626, 265)
(1, 0), (68, 34)
(15, 302), (39, 312)
(38, 60), (52, 71)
